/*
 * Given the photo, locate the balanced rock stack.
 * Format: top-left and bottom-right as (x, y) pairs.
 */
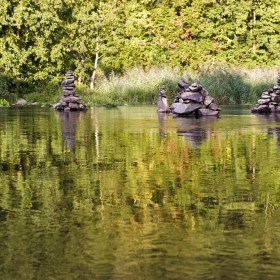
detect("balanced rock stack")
(54, 70), (86, 111)
(157, 85), (170, 112)
(251, 72), (280, 113)
(169, 79), (221, 116)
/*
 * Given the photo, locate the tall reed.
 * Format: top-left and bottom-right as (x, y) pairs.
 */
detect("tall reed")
(82, 66), (194, 106)
(81, 64), (278, 106)
(20, 64), (279, 106)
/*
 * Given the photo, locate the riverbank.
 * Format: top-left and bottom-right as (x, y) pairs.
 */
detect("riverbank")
(1, 64), (278, 107)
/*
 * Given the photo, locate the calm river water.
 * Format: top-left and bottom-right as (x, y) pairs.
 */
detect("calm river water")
(1, 105), (280, 279)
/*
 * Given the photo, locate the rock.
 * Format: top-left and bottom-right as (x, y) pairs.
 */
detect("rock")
(208, 103), (219, 111)
(271, 95), (280, 103)
(176, 79), (189, 93)
(204, 96), (214, 107)
(170, 102), (180, 111)
(257, 98), (270, 105)
(61, 78), (75, 85)
(157, 85), (170, 112)
(60, 96), (82, 102)
(198, 109), (220, 116)
(55, 70), (86, 111)
(261, 93), (271, 99)
(16, 98), (27, 105)
(169, 79), (221, 117)
(255, 104), (269, 112)
(69, 103), (79, 109)
(200, 88), (209, 97)
(63, 90), (76, 95)
(173, 102), (201, 115)
(181, 92), (203, 102)
(189, 83), (202, 92)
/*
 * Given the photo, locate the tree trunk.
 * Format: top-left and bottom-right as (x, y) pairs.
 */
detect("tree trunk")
(90, 52), (99, 90)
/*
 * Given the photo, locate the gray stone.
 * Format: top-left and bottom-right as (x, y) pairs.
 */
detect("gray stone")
(261, 93), (271, 99)
(170, 102), (180, 112)
(61, 78), (75, 85)
(208, 103), (219, 111)
(173, 102), (201, 115)
(256, 104), (269, 112)
(157, 96), (170, 112)
(200, 88), (209, 97)
(189, 83), (202, 92)
(63, 90), (76, 95)
(198, 109), (219, 116)
(204, 96), (214, 106)
(180, 92), (202, 102)
(271, 95), (280, 103)
(69, 103), (79, 109)
(16, 98), (27, 105)
(257, 98), (270, 105)
(79, 103), (86, 109)
(60, 96), (82, 103)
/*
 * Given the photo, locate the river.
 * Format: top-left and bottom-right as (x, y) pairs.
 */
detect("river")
(0, 105), (280, 279)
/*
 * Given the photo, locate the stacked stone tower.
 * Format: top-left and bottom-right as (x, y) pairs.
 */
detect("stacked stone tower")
(157, 85), (170, 112)
(251, 72), (280, 113)
(54, 70), (86, 111)
(169, 79), (221, 116)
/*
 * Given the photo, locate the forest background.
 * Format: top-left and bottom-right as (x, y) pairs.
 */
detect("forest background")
(0, 0), (279, 106)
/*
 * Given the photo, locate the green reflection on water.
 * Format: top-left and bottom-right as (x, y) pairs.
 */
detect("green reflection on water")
(0, 106), (280, 279)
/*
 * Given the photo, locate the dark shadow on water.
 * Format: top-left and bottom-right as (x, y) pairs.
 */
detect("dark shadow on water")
(157, 112), (219, 147)
(56, 111), (86, 150)
(173, 115), (219, 148)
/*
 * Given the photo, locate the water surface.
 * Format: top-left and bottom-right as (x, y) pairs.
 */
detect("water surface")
(0, 105), (280, 279)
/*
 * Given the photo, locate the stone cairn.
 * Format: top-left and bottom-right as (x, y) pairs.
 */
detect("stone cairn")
(54, 70), (86, 111)
(251, 72), (280, 113)
(157, 85), (170, 113)
(169, 79), (221, 116)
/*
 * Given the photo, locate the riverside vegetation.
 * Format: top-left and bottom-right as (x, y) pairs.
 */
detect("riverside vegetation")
(0, 0), (279, 106)
(0, 65), (278, 107)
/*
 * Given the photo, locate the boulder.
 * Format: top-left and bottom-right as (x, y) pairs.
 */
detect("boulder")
(198, 109), (220, 116)
(204, 96), (214, 107)
(181, 92), (203, 102)
(173, 102), (201, 115)
(16, 98), (27, 105)
(168, 79), (221, 116)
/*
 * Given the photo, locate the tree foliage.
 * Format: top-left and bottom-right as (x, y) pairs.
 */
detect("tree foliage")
(0, 0), (279, 88)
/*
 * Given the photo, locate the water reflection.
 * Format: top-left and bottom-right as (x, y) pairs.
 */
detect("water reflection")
(157, 112), (169, 138)
(1, 106), (280, 279)
(255, 113), (280, 149)
(56, 110), (86, 149)
(174, 115), (218, 147)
